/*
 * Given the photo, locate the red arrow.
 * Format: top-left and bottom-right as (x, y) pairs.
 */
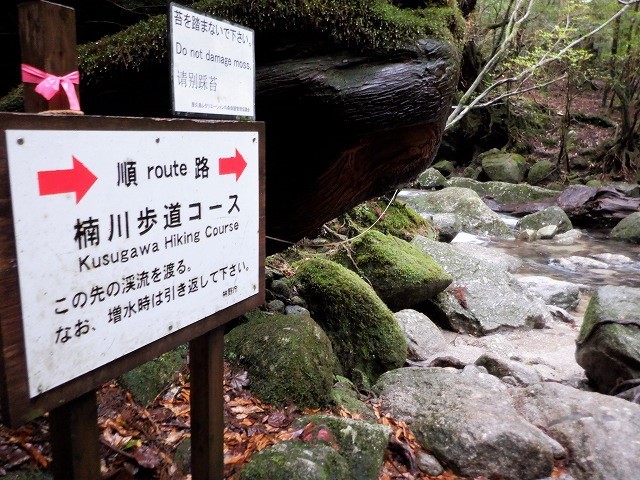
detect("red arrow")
(38, 156), (98, 203)
(219, 149), (247, 181)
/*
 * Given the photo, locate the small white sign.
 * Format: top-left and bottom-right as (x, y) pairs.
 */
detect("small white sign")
(6, 129), (260, 397)
(169, 2), (255, 118)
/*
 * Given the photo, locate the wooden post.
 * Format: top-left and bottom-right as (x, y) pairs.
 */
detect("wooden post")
(18, 1), (80, 112)
(189, 326), (225, 480)
(48, 391), (101, 479)
(17, 3), (98, 479)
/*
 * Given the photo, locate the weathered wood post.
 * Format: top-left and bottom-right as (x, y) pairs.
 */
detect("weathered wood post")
(17, 2), (99, 479)
(190, 328), (225, 479)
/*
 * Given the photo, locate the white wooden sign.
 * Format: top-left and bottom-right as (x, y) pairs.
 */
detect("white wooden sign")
(169, 2), (255, 119)
(6, 129), (260, 397)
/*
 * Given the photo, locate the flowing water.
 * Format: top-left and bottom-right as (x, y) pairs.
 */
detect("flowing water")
(488, 214), (640, 290)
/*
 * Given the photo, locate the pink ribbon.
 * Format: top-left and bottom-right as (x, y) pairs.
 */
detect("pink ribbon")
(21, 64), (81, 111)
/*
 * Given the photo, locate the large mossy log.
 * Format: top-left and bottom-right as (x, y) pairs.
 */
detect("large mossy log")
(1, 0), (463, 252)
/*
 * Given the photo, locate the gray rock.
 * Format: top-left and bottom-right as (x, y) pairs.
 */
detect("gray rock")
(285, 305), (310, 316)
(516, 206), (573, 234)
(575, 285), (640, 393)
(267, 299), (286, 312)
(590, 252), (634, 264)
(510, 382), (640, 480)
(446, 177), (560, 204)
(413, 236), (551, 335)
(610, 212), (640, 243)
(416, 451), (444, 476)
(536, 224), (558, 239)
(451, 242), (522, 272)
(475, 353), (542, 386)
(394, 309), (446, 361)
(527, 160), (555, 185)
(422, 212), (462, 241)
(553, 229), (583, 245)
(416, 167), (447, 189)
(374, 367), (556, 480)
(518, 228), (537, 241)
(515, 275), (582, 310)
(550, 256), (609, 271)
(400, 187), (512, 237)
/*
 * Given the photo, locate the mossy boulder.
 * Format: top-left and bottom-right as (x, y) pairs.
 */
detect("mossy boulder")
(481, 152), (527, 183)
(292, 414), (392, 480)
(332, 230), (452, 311)
(610, 212), (640, 243)
(431, 160), (455, 177)
(575, 286), (640, 393)
(330, 376), (376, 421)
(225, 313), (337, 408)
(118, 345), (187, 406)
(515, 206), (572, 234)
(446, 177), (560, 204)
(526, 160), (555, 185)
(338, 198), (438, 242)
(240, 441), (351, 480)
(400, 187), (512, 237)
(291, 258), (407, 385)
(416, 167), (447, 189)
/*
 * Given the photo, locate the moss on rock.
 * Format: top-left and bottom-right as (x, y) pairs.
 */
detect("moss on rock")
(293, 414), (392, 480)
(0, 0), (464, 112)
(337, 198), (438, 242)
(240, 441), (351, 480)
(332, 230), (451, 311)
(291, 258), (407, 385)
(118, 345), (187, 406)
(225, 313), (337, 408)
(610, 212), (640, 243)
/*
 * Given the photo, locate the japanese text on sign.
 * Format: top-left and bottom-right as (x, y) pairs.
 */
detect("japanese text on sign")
(169, 2), (255, 118)
(6, 130), (260, 397)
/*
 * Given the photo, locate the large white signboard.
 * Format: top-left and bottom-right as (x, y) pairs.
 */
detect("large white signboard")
(6, 129), (260, 397)
(169, 2), (255, 118)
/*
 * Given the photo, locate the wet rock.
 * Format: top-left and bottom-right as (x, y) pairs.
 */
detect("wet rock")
(374, 367), (556, 480)
(590, 252), (634, 264)
(446, 177), (560, 204)
(413, 236), (550, 335)
(550, 255), (609, 271)
(394, 309), (446, 361)
(510, 382), (640, 480)
(575, 285), (640, 394)
(400, 187), (512, 237)
(610, 211), (640, 243)
(515, 275), (582, 311)
(536, 224), (558, 239)
(516, 206), (573, 234)
(475, 353), (542, 386)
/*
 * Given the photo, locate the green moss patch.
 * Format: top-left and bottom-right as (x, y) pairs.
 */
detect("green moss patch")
(291, 258), (407, 385)
(225, 313), (337, 408)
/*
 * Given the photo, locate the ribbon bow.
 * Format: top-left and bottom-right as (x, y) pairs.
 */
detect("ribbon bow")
(21, 64), (81, 111)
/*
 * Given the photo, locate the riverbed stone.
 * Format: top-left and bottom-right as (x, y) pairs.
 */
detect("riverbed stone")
(400, 187), (512, 237)
(510, 382), (640, 480)
(374, 367), (556, 479)
(240, 441), (350, 480)
(527, 160), (555, 185)
(610, 211), (640, 243)
(412, 236), (551, 335)
(516, 206), (573, 234)
(475, 353), (542, 386)
(550, 255), (609, 271)
(394, 309), (446, 361)
(446, 177), (560, 204)
(536, 224), (558, 239)
(575, 285), (640, 393)
(515, 275), (582, 310)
